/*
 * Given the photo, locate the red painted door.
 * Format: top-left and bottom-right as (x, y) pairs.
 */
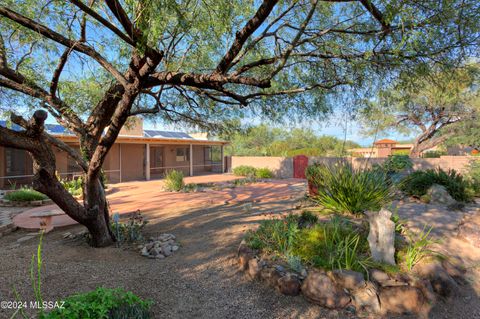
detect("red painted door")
(293, 155), (308, 179)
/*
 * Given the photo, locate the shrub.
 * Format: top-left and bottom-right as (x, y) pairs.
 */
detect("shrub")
(466, 160), (480, 196)
(245, 214), (299, 253)
(255, 167), (274, 179)
(307, 162), (393, 214)
(297, 211), (318, 228)
(4, 188), (47, 202)
(291, 216), (372, 273)
(61, 177), (83, 196)
(233, 165), (257, 177)
(400, 168), (472, 202)
(422, 150), (447, 158)
(382, 155), (413, 173)
(163, 170), (184, 191)
(400, 226), (437, 271)
(44, 287), (152, 319)
(111, 211), (148, 243)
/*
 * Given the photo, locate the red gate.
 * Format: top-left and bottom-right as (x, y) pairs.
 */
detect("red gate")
(293, 155), (308, 179)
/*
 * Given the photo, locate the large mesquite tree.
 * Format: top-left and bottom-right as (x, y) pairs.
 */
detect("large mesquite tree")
(0, 0), (478, 246)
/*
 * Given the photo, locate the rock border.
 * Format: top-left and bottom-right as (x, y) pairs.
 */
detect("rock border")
(0, 198), (53, 207)
(237, 240), (466, 317)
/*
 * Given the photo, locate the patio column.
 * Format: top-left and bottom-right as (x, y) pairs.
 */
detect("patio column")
(145, 143), (150, 181)
(189, 144), (193, 176)
(221, 145), (224, 173)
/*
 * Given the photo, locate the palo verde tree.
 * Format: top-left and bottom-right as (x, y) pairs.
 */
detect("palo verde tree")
(361, 65), (479, 157)
(0, 1), (479, 246)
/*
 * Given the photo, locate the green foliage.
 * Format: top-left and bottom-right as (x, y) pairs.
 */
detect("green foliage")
(43, 287), (152, 319)
(307, 162), (393, 214)
(291, 216), (371, 273)
(382, 155), (413, 173)
(60, 177), (83, 196)
(232, 165), (257, 178)
(422, 150), (447, 158)
(255, 167), (274, 179)
(297, 211), (319, 228)
(391, 211), (407, 235)
(400, 168), (473, 202)
(111, 211), (148, 243)
(466, 160), (480, 196)
(182, 183), (198, 192)
(4, 187), (47, 202)
(245, 214), (299, 254)
(163, 170), (184, 192)
(223, 125), (360, 157)
(401, 226), (437, 271)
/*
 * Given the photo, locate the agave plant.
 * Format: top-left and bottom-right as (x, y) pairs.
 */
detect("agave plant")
(307, 162), (394, 215)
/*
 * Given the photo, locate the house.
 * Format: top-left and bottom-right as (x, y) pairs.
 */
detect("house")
(0, 118), (227, 188)
(349, 139), (437, 158)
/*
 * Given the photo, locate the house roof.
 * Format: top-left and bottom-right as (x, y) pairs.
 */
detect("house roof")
(374, 138), (397, 145)
(0, 121), (226, 145)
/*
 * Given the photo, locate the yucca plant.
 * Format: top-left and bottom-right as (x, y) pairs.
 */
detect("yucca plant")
(163, 170), (184, 192)
(307, 162), (393, 215)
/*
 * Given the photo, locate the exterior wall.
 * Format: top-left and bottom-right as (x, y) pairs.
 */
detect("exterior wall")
(0, 146), (4, 188)
(231, 156), (293, 178)
(231, 155), (479, 178)
(119, 143), (145, 182)
(104, 144), (121, 183)
(162, 144), (190, 176)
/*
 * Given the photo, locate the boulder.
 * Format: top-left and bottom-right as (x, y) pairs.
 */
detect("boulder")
(365, 209), (396, 265)
(248, 258), (262, 280)
(427, 184), (456, 206)
(458, 213), (480, 248)
(378, 286), (426, 316)
(414, 261), (459, 298)
(277, 273), (301, 296)
(329, 269), (365, 290)
(238, 240), (255, 271)
(351, 281), (380, 314)
(369, 269), (390, 285)
(301, 270), (350, 309)
(260, 267), (283, 288)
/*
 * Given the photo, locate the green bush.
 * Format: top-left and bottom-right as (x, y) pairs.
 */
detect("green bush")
(255, 167), (274, 179)
(245, 214), (299, 253)
(60, 177), (83, 196)
(163, 170), (184, 191)
(466, 161), (480, 196)
(233, 165), (257, 177)
(111, 211), (148, 243)
(400, 168), (472, 202)
(291, 216), (371, 273)
(44, 287), (152, 319)
(382, 155), (413, 173)
(4, 188), (47, 202)
(306, 162), (393, 214)
(422, 150), (447, 158)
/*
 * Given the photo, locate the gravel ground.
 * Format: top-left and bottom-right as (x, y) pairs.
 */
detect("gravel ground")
(1, 199), (480, 319)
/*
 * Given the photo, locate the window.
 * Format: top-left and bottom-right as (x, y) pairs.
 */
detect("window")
(5, 148), (32, 176)
(176, 147), (190, 162)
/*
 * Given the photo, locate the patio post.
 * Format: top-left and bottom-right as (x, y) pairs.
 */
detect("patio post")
(189, 144), (193, 176)
(145, 143), (150, 181)
(221, 145), (224, 173)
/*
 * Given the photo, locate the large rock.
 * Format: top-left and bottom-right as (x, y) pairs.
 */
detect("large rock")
(378, 286), (427, 316)
(238, 240), (255, 271)
(366, 209), (396, 265)
(329, 269), (365, 290)
(248, 258), (262, 280)
(427, 184), (456, 206)
(260, 267), (283, 288)
(414, 261), (459, 298)
(458, 213), (480, 248)
(301, 270), (350, 309)
(277, 273), (301, 296)
(351, 281), (380, 314)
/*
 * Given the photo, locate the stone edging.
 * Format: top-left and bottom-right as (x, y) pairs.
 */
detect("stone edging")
(0, 198), (53, 207)
(237, 240), (465, 317)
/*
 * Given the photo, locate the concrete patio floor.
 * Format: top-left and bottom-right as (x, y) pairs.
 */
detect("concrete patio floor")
(13, 176), (306, 230)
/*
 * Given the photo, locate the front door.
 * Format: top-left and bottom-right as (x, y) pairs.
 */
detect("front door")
(150, 147), (164, 178)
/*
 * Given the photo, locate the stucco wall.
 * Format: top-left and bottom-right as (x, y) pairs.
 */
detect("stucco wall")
(231, 155), (479, 178)
(0, 146), (4, 188)
(120, 144), (145, 182)
(231, 156), (293, 178)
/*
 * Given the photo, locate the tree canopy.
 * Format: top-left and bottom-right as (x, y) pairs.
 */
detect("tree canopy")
(0, 0), (479, 246)
(360, 64), (480, 156)
(223, 124), (360, 157)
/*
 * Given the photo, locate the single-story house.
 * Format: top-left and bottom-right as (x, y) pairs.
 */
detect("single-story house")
(349, 139), (438, 158)
(0, 118), (227, 188)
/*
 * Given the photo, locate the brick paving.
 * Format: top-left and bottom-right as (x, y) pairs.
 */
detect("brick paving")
(13, 176), (306, 231)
